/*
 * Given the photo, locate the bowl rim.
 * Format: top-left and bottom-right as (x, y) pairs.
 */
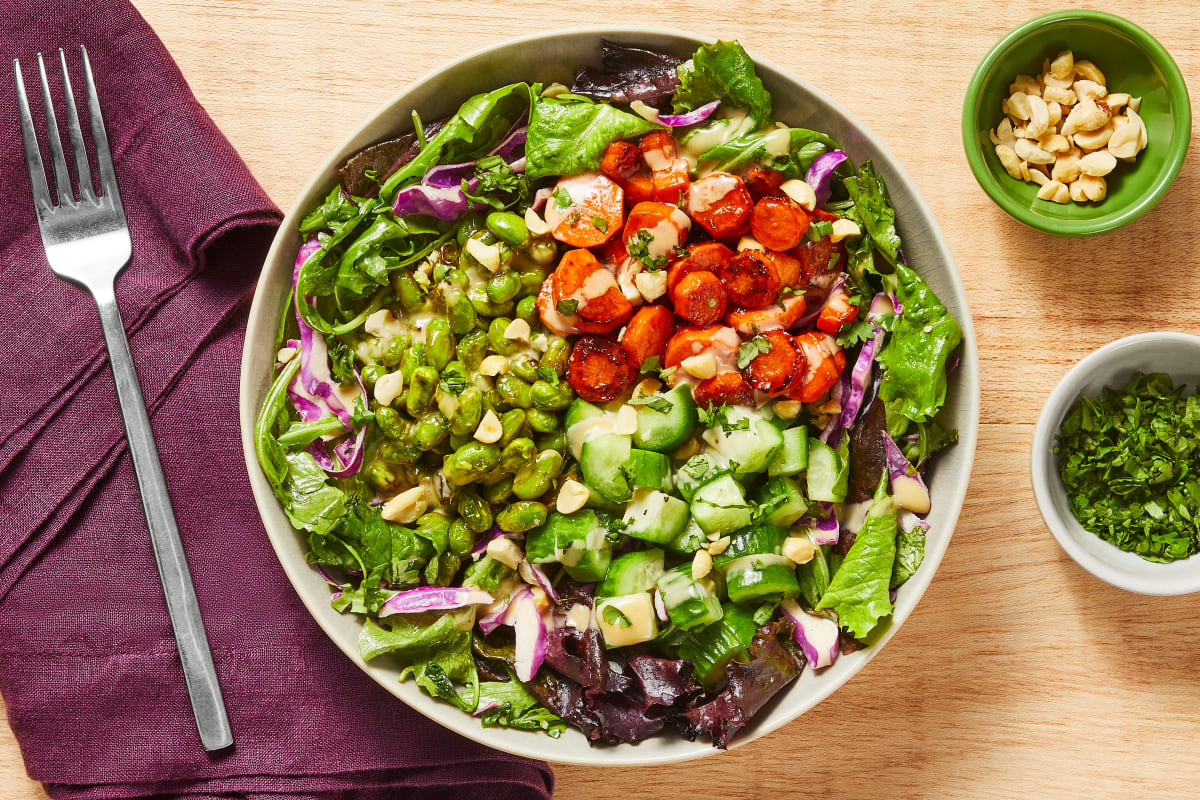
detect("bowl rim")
(238, 25), (981, 764)
(961, 8), (1191, 237)
(1031, 331), (1200, 595)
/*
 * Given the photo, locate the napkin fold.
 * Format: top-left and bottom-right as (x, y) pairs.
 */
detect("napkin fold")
(0, 3), (553, 798)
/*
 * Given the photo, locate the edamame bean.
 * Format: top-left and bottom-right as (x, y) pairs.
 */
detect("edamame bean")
(443, 454), (477, 486)
(449, 388), (484, 437)
(513, 450), (564, 500)
(455, 213), (486, 247)
(536, 430), (568, 453)
(413, 410), (450, 450)
(529, 239), (558, 266)
(500, 437), (536, 472)
(482, 475), (514, 504)
(496, 373), (533, 408)
(468, 285), (513, 318)
(399, 344), (427, 384)
(435, 552), (462, 587)
(526, 408), (559, 433)
(486, 270), (522, 305)
(487, 317), (519, 356)
(439, 360), (470, 396)
(457, 329), (488, 370)
(497, 501), (548, 533)
(447, 518), (476, 557)
(515, 295), (538, 323)
(518, 265), (550, 296)
(541, 338), (570, 377)
(444, 287), (478, 335)
(443, 267), (470, 290)
(392, 272), (426, 314)
(498, 409), (527, 447)
(531, 379), (573, 411)
(426, 319), (455, 370)
(448, 432), (472, 450)
(439, 242), (461, 264)
(486, 210), (530, 247)
(376, 406), (405, 440)
(380, 332), (411, 368)
(456, 490), (494, 534)
(451, 441), (502, 475)
(367, 461), (397, 490)
(509, 353), (540, 384)
(378, 439), (421, 467)
(406, 366), (438, 416)
(361, 363), (386, 387)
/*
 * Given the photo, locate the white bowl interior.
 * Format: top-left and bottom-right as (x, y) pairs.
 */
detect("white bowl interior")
(1032, 332), (1200, 595)
(238, 28), (980, 765)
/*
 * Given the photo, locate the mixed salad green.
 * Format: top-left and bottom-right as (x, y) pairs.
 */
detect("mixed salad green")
(256, 39), (961, 747)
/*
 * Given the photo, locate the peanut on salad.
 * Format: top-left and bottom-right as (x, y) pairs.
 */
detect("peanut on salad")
(989, 50), (1147, 204)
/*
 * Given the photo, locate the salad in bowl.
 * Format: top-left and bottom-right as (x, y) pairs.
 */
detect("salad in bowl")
(253, 38), (963, 749)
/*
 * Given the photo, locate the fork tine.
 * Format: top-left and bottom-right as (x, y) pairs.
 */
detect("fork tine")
(57, 48), (94, 202)
(79, 46), (119, 203)
(36, 52), (75, 205)
(13, 60), (53, 212)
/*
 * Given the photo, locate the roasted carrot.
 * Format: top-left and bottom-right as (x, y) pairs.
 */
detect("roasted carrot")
(663, 325), (740, 369)
(686, 173), (753, 240)
(741, 165), (785, 199)
(743, 329), (801, 396)
(671, 270), (727, 326)
(719, 249), (781, 308)
(817, 287), (859, 334)
(694, 371), (754, 408)
(567, 336), (634, 402)
(666, 241), (734, 292)
(788, 332), (847, 403)
(652, 159), (690, 204)
(750, 195), (810, 251)
(550, 249), (605, 305)
(621, 305), (676, 371)
(622, 173), (654, 209)
(766, 250), (801, 288)
(551, 174), (624, 248)
(601, 140), (644, 182)
(725, 294), (807, 335)
(549, 248), (631, 332)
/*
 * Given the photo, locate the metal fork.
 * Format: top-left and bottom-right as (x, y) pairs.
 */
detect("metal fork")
(14, 46), (233, 752)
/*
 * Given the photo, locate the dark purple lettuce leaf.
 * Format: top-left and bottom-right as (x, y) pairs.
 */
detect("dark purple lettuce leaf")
(527, 670), (604, 740)
(627, 653), (702, 708)
(848, 394), (889, 503)
(337, 119), (448, 198)
(571, 39), (684, 105)
(677, 621), (806, 749)
(584, 689), (665, 743)
(555, 577), (596, 609)
(545, 626), (632, 693)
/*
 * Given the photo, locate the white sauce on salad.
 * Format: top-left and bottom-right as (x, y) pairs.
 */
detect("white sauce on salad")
(687, 172), (740, 214)
(762, 126), (792, 157)
(641, 208), (691, 261)
(543, 172), (602, 229)
(681, 111), (754, 162)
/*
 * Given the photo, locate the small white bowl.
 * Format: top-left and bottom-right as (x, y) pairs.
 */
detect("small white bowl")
(1032, 331), (1200, 595)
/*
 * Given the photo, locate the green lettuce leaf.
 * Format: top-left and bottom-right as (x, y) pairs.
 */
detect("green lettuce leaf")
(673, 40), (772, 127)
(816, 494), (897, 638)
(478, 678), (566, 737)
(525, 95), (660, 179)
(462, 554), (517, 594)
(360, 608), (479, 710)
(280, 451), (347, 536)
(876, 264), (962, 423)
(796, 545), (831, 610)
(696, 127), (836, 178)
(337, 503), (432, 588)
(842, 160), (901, 264)
(891, 522), (926, 588)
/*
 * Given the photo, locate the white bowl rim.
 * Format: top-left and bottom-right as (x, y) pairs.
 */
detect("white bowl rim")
(238, 25), (981, 765)
(1031, 330), (1200, 595)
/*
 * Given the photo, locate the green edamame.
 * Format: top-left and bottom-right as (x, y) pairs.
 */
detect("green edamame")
(525, 408), (559, 433)
(497, 501), (548, 533)
(531, 379), (574, 411)
(513, 450), (564, 500)
(392, 272), (426, 314)
(406, 366), (438, 417)
(487, 317), (519, 356)
(425, 319), (455, 370)
(536, 430), (568, 453)
(444, 287), (478, 335)
(399, 343), (427, 384)
(509, 353), (539, 383)
(380, 333), (411, 368)
(451, 441), (502, 475)
(541, 338), (570, 377)
(449, 388), (484, 436)
(456, 490), (494, 533)
(435, 552), (462, 587)
(448, 432), (472, 451)
(496, 373), (533, 408)
(361, 363), (386, 387)
(376, 406), (405, 440)
(486, 270), (522, 305)
(367, 461), (397, 491)
(515, 295), (538, 323)
(455, 213), (486, 248)
(457, 329), (488, 370)
(498, 409), (527, 447)
(447, 518), (476, 557)
(529, 239), (558, 266)
(518, 265), (550, 296)
(378, 439), (421, 466)
(500, 437), (536, 472)
(443, 267), (469, 290)
(486, 210), (530, 247)
(482, 475), (514, 504)
(412, 410), (450, 450)
(468, 285), (513, 318)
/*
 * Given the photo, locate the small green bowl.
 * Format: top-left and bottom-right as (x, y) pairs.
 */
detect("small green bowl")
(963, 10), (1190, 236)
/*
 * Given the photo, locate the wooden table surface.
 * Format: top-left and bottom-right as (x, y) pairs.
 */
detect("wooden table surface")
(6, 1), (1200, 797)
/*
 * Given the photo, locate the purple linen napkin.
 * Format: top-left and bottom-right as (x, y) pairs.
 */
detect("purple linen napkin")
(0, 3), (554, 798)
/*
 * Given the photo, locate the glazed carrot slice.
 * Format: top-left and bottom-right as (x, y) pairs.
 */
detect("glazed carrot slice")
(623, 173), (654, 209)
(666, 241), (734, 292)
(537, 274), (579, 336)
(788, 332), (847, 403)
(550, 249), (605, 305)
(744, 329), (801, 396)
(817, 287), (859, 334)
(639, 131), (677, 165)
(552, 174), (624, 248)
(671, 270), (727, 327)
(750, 196), (810, 251)
(766, 250), (801, 288)
(601, 141), (644, 182)
(686, 172), (753, 241)
(567, 336), (634, 402)
(719, 249), (781, 308)
(741, 165), (785, 199)
(621, 305), (676, 371)
(694, 371), (754, 408)
(724, 295), (807, 335)
(663, 325), (739, 369)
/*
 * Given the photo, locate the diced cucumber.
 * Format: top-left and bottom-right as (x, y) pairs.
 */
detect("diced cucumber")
(666, 518), (708, 555)
(657, 565), (724, 631)
(565, 397), (605, 432)
(690, 474), (753, 535)
(807, 439), (847, 503)
(596, 593), (658, 648)
(524, 509), (612, 582)
(599, 548), (665, 597)
(580, 432), (633, 502)
(633, 385), (700, 453)
(622, 489), (689, 544)
(756, 476), (809, 527)
(768, 426), (809, 477)
(712, 524), (788, 569)
(672, 453), (719, 501)
(675, 602), (758, 684)
(722, 554), (800, 604)
(565, 398), (608, 460)
(565, 546), (613, 583)
(626, 449), (671, 491)
(702, 407), (784, 476)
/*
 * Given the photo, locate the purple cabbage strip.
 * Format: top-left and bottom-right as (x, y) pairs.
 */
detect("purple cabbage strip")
(805, 150), (849, 207)
(523, 562), (561, 604)
(818, 366), (851, 446)
(836, 325), (885, 430)
(883, 433), (930, 512)
(799, 508), (840, 546)
(531, 186), (554, 212)
(378, 586), (494, 617)
(477, 597), (511, 636)
(472, 524), (506, 556)
(503, 588), (549, 682)
(868, 292), (902, 322)
(631, 99), (719, 127)
(780, 600), (840, 669)
(794, 273), (846, 330)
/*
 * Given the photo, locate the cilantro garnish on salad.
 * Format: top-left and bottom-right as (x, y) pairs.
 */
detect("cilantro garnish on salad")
(255, 37), (961, 749)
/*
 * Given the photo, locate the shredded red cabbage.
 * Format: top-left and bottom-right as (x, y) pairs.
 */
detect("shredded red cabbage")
(805, 150), (849, 207)
(631, 99), (719, 127)
(836, 325), (885, 430)
(779, 600), (839, 669)
(378, 586), (494, 616)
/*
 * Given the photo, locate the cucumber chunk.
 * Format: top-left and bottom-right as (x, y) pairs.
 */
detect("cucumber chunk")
(672, 453), (720, 501)
(722, 553), (800, 604)
(702, 407), (783, 476)
(768, 426), (809, 477)
(580, 432), (633, 502)
(633, 385), (700, 453)
(756, 476), (809, 526)
(657, 564), (724, 631)
(690, 474), (754, 535)
(525, 509), (613, 582)
(712, 524), (789, 569)
(807, 439), (847, 503)
(626, 448), (671, 491)
(622, 488), (689, 544)
(666, 518), (708, 555)
(599, 548), (665, 597)
(675, 602), (758, 684)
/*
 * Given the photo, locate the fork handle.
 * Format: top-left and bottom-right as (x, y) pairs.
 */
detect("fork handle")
(93, 283), (234, 752)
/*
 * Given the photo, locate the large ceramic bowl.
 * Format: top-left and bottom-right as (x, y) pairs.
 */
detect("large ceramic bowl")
(239, 28), (980, 765)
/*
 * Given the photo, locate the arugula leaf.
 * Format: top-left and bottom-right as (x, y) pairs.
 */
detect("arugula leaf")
(300, 186), (361, 236)
(525, 95), (659, 179)
(843, 160), (902, 265)
(673, 40), (772, 127)
(280, 451), (347, 536)
(816, 493), (896, 639)
(892, 522), (926, 588)
(326, 338), (357, 386)
(736, 335), (772, 369)
(360, 608), (479, 711)
(629, 393), (673, 414)
(478, 678), (566, 737)
(1056, 373), (1200, 562)
(876, 264), (962, 423)
(336, 503), (432, 587)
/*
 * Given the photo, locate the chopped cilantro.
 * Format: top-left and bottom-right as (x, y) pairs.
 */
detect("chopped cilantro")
(535, 365), (560, 385)
(626, 229), (668, 270)
(736, 335), (773, 369)
(602, 604), (632, 628)
(682, 455), (711, 481)
(591, 216), (609, 232)
(553, 187), (573, 209)
(556, 298), (579, 316)
(630, 393), (673, 414)
(639, 355), (661, 374)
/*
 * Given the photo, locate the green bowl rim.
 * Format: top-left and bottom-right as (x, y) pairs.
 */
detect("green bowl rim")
(961, 9), (1191, 237)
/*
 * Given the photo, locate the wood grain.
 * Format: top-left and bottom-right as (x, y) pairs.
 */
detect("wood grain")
(6, 1), (1200, 797)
